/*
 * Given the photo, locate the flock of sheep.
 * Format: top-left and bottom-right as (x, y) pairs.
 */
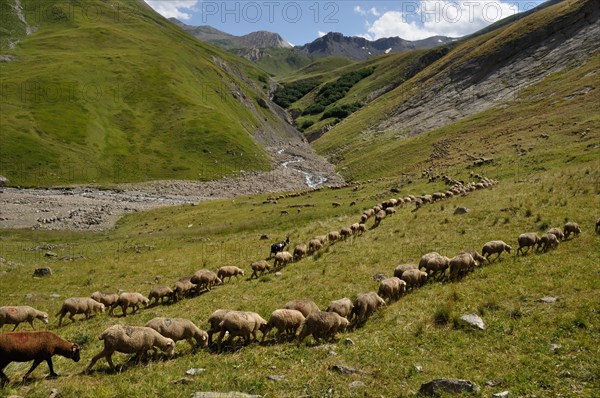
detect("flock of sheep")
(1, 176), (595, 387)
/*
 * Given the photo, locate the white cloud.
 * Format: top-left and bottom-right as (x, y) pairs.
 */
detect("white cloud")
(364, 1), (519, 41)
(369, 7), (380, 17)
(318, 31), (327, 37)
(145, 0), (198, 21)
(354, 5), (366, 15)
(354, 5), (380, 16)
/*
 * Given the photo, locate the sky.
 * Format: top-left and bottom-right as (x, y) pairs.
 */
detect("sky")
(145, 1), (547, 45)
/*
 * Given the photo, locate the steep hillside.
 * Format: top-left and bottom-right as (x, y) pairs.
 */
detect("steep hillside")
(312, 0), (599, 180)
(0, 0), (301, 186)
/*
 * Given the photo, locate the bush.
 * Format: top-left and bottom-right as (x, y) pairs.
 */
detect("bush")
(273, 78), (320, 108)
(299, 120), (314, 130)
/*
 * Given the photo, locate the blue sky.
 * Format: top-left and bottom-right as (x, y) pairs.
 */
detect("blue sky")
(145, 1), (547, 45)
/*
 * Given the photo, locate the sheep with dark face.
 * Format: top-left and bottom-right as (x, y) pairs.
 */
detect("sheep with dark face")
(0, 306), (49, 331)
(563, 222), (581, 239)
(482, 240), (512, 261)
(517, 233), (540, 256)
(0, 331), (80, 386)
(270, 237), (290, 258)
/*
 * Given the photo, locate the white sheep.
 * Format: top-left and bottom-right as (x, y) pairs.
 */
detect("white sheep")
(315, 235), (328, 244)
(378, 277), (406, 302)
(418, 252), (450, 280)
(400, 269), (428, 290)
(173, 277), (196, 301)
(547, 227), (564, 241)
(385, 207), (396, 215)
(308, 239), (323, 254)
(293, 244), (308, 261)
(217, 266), (245, 283)
(448, 253), (476, 281)
(537, 233), (560, 252)
(297, 311), (349, 345)
(328, 231), (340, 242)
(0, 306), (49, 331)
(191, 270), (221, 292)
(91, 292), (120, 316)
(482, 240), (512, 261)
(458, 250), (487, 266)
(274, 251), (293, 269)
(340, 227), (352, 240)
(217, 311), (267, 351)
(85, 325), (175, 372)
(148, 286), (174, 305)
(250, 260), (270, 279)
(206, 309), (232, 344)
(116, 292), (149, 317)
(145, 317), (208, 350)
(517, 233), (540, 256)
(326, 298), (354, 319)
(283, 300), (320, 317)
(350, 223), (361, 233)
(56, 297), (105, 326)
(351, 292), (386, 325)
(393, 264), (417, 279)
(563, 222), (581, 239)
(262, 309), (305, 342)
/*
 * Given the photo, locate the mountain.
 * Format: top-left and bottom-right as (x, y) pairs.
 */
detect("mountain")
(0, 0), (301, 186)
(296, 32), (455, 60)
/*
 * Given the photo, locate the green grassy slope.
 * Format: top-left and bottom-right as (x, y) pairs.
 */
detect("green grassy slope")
(311, 0), (598, 180)
(0, 0), (277, 186)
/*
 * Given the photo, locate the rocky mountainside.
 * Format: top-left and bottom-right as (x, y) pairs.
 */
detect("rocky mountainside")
(296, 32), (454, 60)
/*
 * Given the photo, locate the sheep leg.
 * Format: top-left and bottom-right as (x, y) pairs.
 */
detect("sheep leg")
(0, 360), (10, 387)
(22, 358), (43, 381)
(69, 312), (77, 323)
(86, 349), (110, 373)
(45, 359), (58, 378)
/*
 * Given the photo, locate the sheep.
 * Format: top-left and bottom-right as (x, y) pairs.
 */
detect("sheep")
(374, 209), (386, 226)
(148, 286), (174, 305)
(357, 223), (366, 234)
(115, 292), (149, 317)
(401, 269), (428, 290)
(350, 223), (361, 234)
(217, 266), (245, 283)
(418, 252), (450, 280)
(308, 239), (323, 254)
(537, 233), (560, 252)
(269, 237), (290, 258)
(360, 214), (368, 224)
(206, 309), (232, 344)
(458, 250), (487, 266)
(315, 235), (328, 244)
(517, 233), (540, 256)
(274, 251), (293, 269)
(145, 317), (208, 350)
(250, 260), (270, 279)
(85, 325), (175, 372)
(216, 311), (267, 351)
(385, 207), (396, 215)
(596, 218), (600, 233)
(482, 240), (512, 261)
(91, 291), (120, 316)
(378, 277), (406, 302)
(293, 244), (308, 261)
(297, 311), (349, 345)
(363, 208), (375, 218)
(563, 222), (581, 239)
(328, 231), (340, 242)
(547, 227), (564, 241)
(191, 270), (221, 292)
(283, 300), (320, 317)
(0, 331), (80, 386)
(340, 227), (352, 240)
(0, 306), (49, 331)
(326, 298), (354, 319)
(56, 297), (105, 326)
(350, 292), (386, 325)
(449, 253), (476, 281)
(173, 277), (196, 301)
(393, 263), (417, 279)
(262, 309), (305, 343)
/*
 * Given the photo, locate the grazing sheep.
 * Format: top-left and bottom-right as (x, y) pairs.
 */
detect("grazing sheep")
(315, 235), (328, 244)
(0, 331), (80, 386)
(350, 223), (361, 233)
(385, 207), (396, 215)
(297, 311), (349, 345)
(173, 277), (196, 301)
(517, 233), (540, 256)
(269, 237), (290, 258)
(145, 317), (208, 350)
(449, 253), (476, 281)
(401, 269), (428, 290)
(116, 292), (149, 317)
(91, 292), (120, 316)
(274, 251), (293, 269)
(374, 209), (386, 226)
(86, 325), (175, 372)
(363, 209), (375, 218)
(563, 222), (581, 239)
(0, 306), (49, 331)
(547, 227), (564, 241)
(206, 309), (232, 344)
(418, 252), (450, 280)
(217, 311), (267, 351)
(378, 277), (406, 302)
(293, 244), (308, 261)
(357, 223), (366, 234)
(262, 309), (305, 343)
(217, 266), (245, 283)
(360, 214), (368, 224)
(283, 300), (320, 318)
(537, 233), (560, 252)
(458, 250), (487, 266)
(56, 297), (105, 326)
(148, 286), (174, 305)
(596, 218), (600, 233)
(340, 227), (352, 240)
(351, 292), (386, 325)
(250, 260), (270, 279)
(191, 270), (221, 292)
(326, 298), (354, 319)
(482, 240), (512, 261)
(328, 231), (340, 242)
(393, 264), (417, 279)
(308, 239), (323, 254)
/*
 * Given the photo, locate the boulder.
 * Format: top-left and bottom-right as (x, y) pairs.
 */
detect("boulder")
(454, 207), (469, 215)
(33, 267), (52, 277)
(460, 314), (485, 330)
(419, 379), (479, 396)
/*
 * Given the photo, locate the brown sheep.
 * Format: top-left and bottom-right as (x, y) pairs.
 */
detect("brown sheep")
(250, 260), (270, 279)
(0, 331), (80, 386)
(517, 233), (540, 256)
(563, 222), (581, 239)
